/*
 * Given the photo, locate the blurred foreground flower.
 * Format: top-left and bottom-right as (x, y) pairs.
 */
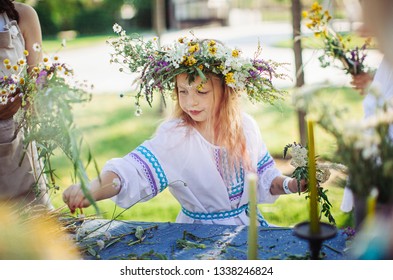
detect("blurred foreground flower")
(293, 85), (393, 205)
(0, 204), (80, 259)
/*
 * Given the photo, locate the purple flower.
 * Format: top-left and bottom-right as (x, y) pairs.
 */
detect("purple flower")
(249, 70), (258, 79)
(154, 60), (171, 73)
(253, 59), (274, 80)
(36, 70), (48, 88)
(342, 226), (356, 238)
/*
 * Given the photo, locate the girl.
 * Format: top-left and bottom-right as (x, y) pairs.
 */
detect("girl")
(63, 34), (307, 225)
(63, 32), (305, 226)
(0, 1), (51, 207)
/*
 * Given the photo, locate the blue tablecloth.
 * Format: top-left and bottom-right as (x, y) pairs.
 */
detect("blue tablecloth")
(73, 219), (349, 260)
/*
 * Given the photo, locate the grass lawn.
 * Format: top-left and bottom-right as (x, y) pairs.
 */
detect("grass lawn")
(48, 84), (363, 229)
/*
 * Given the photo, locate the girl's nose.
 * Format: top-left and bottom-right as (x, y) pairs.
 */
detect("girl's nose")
(190, 93), (199, 106)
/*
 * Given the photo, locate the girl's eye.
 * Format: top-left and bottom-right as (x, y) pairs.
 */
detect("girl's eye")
(178, 90), (187, 95)
(198, 91), (208, 95)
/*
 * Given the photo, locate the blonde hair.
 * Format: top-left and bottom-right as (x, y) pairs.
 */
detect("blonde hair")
(172, 73), (251, 171)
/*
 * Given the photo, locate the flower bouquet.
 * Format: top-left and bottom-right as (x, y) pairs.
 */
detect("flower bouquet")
(0, 44), (98, 209)
(293, 86), (393, 205)
(108, 24), (288, 114)
(303, 2), (371, 75)
(316, 99), (393, 204)
(283, 142), (336, 224)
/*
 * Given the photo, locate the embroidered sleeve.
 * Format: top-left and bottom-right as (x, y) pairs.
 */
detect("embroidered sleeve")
(257, 151), (281, 203)
(102, 119), (184, 209)
(102, 144), (170, 209)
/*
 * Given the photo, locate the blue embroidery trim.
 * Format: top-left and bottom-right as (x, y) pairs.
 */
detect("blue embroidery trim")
(246, 206), (269, 227)
(182, 204), (248, 220)
(230, 163), (244, 194)
(130, 153), (158, 196)
(135, 145), (168, 193)
(257, 152), (274, 175)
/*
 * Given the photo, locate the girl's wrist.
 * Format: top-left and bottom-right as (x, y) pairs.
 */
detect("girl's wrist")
(282, 177), (293, 194)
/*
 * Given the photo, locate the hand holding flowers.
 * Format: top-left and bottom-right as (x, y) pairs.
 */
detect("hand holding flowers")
(284, 142), (336, 224)
(303, 2), (372, 76)
(0, 43), (97, 210)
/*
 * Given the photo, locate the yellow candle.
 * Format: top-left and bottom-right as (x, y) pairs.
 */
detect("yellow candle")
(367, 188), (378, 222)
(307, 119), (320, 234)
(247, 172), (258, 260)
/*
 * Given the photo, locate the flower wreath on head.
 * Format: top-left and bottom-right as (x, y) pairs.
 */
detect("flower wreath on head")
(108, 24), (289, 115)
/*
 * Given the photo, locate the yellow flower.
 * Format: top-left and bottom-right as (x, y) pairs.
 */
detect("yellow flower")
(33, 67), (39, 73)
(17, 58), (26, 66)
(311, 2), (322, 12)
(208, 46), (217, 55)
(197, 83), (204, 91)
(225, 72), (235, 85)
(43, 57), (49, 63)
(322, 28), (328, 37)
(323, 11), (332, 22)
(312, 17), (321, 25)
(232, 49), (240, 58)
(19, 77), (25, 85)
(208, 40), (216, 47)
(12, 65), (19, 71)
(23, 50), (29, 56)
(8, 84), (16, 93)
(53, 56), (59, 61)
(188, 43), (200, 54)
(3, 75), (8, 81)
(3, 58), (10, 65)
(182, 55), (197, 66)
(198, 65), (204, 70)
(314, 32), (321, 38)
(5, 64), (11, 70)
(302, 11), (308, 18)
(306, 22), (314, 29)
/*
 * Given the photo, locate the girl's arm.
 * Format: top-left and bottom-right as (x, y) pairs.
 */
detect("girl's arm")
(15, 2), (43, 68)
(62, 171), (122, 214)
(269, 176), (307, 195)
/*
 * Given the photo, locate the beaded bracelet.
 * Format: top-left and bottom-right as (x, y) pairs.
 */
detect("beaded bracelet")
(283, 177), (293, 194)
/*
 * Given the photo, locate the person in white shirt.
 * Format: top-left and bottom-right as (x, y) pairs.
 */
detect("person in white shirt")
(62, 36), (307, 226)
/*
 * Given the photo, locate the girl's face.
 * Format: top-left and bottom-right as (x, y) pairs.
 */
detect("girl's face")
(176, 73), (222, 126)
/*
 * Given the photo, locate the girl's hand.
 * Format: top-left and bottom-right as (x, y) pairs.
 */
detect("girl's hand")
(350, 72), (373, 95)
(289, 178), (308, 193)
(62, 184), (92, 214)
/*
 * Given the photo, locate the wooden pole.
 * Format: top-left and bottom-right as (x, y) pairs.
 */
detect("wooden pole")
(291, 0), (307, 146)
(153, 0), (167, 115)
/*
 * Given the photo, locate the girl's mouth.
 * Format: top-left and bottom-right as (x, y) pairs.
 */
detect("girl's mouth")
(189, 110), (202, 116)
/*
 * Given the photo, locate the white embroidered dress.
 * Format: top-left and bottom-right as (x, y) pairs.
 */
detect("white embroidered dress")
(103, 113), (281, 226)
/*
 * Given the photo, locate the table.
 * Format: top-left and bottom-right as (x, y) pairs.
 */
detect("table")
(72, 219), (349, 260)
